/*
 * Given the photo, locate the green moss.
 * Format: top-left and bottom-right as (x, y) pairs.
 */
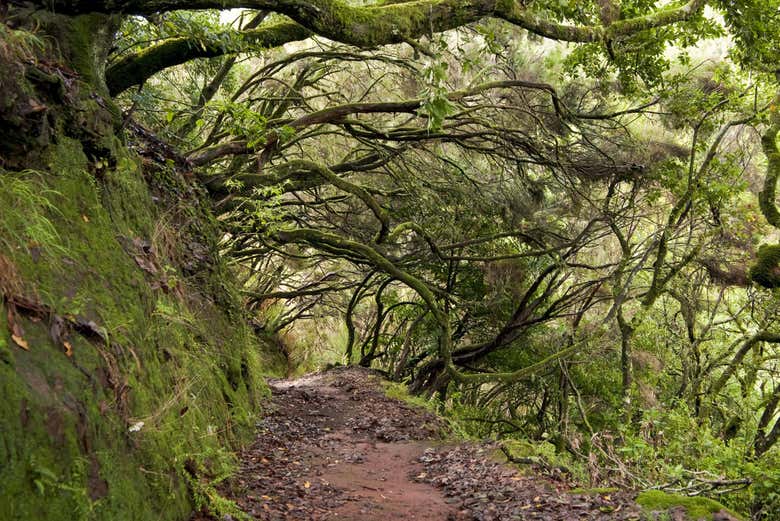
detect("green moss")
(31, 12), (119, 97)
(499, 439), (588, 482)
(568, 487), (619, 495)
(274, 0), (486, 48)
(383, 380), (437, 412)
(0, 318), (157, 520)
(636, 490), (744, 521)
(0, 119), (279, 520)
(0, 30), (287, 519)
(759, 125), (780, 228)
(749, 244), (780, 288)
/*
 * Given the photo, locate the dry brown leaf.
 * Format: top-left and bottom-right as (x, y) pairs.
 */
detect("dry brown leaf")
(63, 340), (73, 357)
(25, 98), (47, 114)
(12, 334), (29, 350)
(8, 308), (21, 335)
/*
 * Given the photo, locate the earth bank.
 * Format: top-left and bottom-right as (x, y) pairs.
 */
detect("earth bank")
(0, 30), (282, 519)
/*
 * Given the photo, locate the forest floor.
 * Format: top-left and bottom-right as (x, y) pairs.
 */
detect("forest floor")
(192, 367), (656, 520)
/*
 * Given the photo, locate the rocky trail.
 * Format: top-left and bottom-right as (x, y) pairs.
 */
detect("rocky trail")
(193, 367), (650, 520)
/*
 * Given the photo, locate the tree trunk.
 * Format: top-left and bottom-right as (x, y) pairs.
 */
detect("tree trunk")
(31, 11), (119, 95)
(617, 308), (634, 420)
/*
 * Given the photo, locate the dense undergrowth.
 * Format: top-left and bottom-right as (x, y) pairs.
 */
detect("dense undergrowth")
(383, 380), (755, 521)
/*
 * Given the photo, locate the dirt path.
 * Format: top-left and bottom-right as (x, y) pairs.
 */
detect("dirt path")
(194, 367), (646, 520)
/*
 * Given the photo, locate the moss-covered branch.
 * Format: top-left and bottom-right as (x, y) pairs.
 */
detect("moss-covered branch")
(278, 160), (391, 242)
(751, 92), (780, 288)
(708, 331), (780, 396)
(28, 0), (498, 48)
(451, 338), (585, 385)
(198, 162), (323, 196)
(642, 102), (747, 307)
(106, 21), (310, 95)
(49, 0), (707, 95)
(388, 221), (444, 257)
(500, 0), (707, 43)
(755, 385), (780, 458)
(24, 0), (708, 42)
(759, 114), (780, 229)
(189, 79), (569, 166)
(272, 227), (455, 365)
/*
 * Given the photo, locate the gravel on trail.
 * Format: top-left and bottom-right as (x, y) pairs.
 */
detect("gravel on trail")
(191, 367), (649, 521)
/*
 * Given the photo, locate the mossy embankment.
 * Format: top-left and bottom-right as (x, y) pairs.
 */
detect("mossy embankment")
(0, 26), (283, 520)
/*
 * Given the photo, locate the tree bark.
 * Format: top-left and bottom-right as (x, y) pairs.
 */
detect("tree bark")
(30, 11), (121, 97)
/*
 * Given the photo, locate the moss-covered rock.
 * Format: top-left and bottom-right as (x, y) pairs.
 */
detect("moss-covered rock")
(636, 490), (744, 521)
(0, 28), (282, 521)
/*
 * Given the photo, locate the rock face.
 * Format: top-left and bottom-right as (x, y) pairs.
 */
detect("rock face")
(0, 25), (280, 521)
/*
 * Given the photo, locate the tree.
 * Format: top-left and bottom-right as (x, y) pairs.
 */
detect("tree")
(7, 0), (779, 412)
